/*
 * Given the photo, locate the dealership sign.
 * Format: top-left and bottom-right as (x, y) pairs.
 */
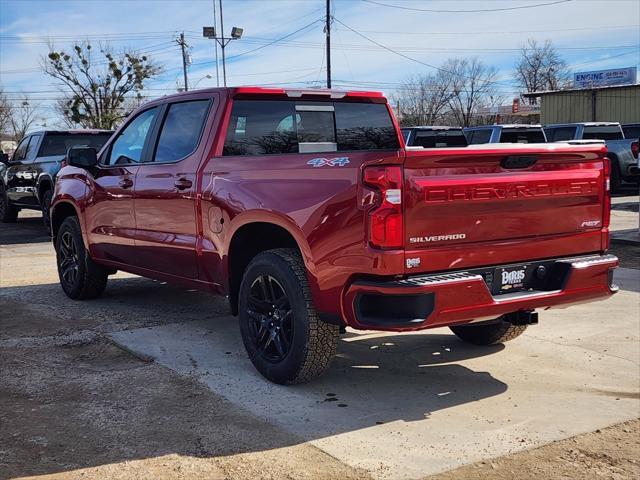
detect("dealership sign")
(574, 67), (637, 88)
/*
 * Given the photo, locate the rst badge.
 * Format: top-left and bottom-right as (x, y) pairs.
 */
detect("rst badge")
(307, 157), (350, 168)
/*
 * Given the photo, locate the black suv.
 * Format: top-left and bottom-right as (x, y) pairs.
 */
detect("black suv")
(0, 130), (112, 232)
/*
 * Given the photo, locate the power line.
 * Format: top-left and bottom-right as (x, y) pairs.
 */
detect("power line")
(361, 0), (573, 13)
(332, 17), (514, 87)
(340, 24), (640, 36)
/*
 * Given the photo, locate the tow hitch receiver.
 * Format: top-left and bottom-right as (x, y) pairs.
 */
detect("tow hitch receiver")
(505, 310), (538, 326)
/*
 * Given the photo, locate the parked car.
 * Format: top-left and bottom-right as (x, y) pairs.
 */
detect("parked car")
(401, 126), (468, 148)
(0, 130), (113, 232)
(464, 124), (547, 144)
(51, 87), (618, 384)
(622, 123), (640, 141)
(544, 122), (639, 190)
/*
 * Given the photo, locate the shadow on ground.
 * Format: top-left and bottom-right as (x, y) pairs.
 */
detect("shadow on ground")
(0, 214), (50, 245)
(0, 277), (507, 479)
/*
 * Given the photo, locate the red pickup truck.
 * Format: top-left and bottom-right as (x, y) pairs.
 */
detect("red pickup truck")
(51, 87), (618, 384)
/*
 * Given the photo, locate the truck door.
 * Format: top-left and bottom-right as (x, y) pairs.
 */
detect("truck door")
(85, 107), (159, 265)
(133, 96), (214, 279)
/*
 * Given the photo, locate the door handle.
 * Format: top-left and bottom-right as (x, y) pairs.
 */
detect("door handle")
(174, 178), (192, 190)
(119, 178), (133, 189)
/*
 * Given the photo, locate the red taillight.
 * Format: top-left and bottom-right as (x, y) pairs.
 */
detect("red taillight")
(631, 141), (639, 159)
(363, 165), (403, 249)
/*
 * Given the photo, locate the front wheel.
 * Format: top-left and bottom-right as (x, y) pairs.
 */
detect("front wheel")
(56, 216), (108, 300)
(0, 183), (19, 223)
(450, 317), (527, 345)
(238, 248), (339, 384)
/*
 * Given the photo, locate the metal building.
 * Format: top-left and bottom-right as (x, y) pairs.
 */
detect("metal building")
(523, 84), (640, 124)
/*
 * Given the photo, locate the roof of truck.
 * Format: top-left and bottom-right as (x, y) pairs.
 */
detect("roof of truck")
(465, 124), (543, 130)
(402, 126), (463, 131)
(156, 86), (386, 102)
(546, 122), (621, 127)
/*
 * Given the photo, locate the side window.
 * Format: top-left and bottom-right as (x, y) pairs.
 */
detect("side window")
(25, 134), (42, 161)
(153, 100), (210, 163)
(11, 136), (30, 162)
(223, 100), (297, 156)
(106, 107), (158, 165)
(334, 102), (399, 151)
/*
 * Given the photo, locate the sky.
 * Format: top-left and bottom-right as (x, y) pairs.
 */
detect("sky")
(1, 0), (639, 128)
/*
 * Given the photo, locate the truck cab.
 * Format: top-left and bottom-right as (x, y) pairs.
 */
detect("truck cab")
(464, 124), (547, 144)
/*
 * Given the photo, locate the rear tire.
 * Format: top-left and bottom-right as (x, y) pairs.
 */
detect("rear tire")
(450, 317), (527, 345)
(609, 158), (622, 193)
(56, 216), (108, 300)
(0, 183), (19, 223)
(238, 248), (339, 384)
(41, 189), (53, 235)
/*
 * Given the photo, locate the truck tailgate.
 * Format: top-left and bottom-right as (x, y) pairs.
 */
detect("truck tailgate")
(403, 143), (608, 273)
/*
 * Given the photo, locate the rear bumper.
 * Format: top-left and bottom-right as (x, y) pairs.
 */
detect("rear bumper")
(342, 254), (618, 331)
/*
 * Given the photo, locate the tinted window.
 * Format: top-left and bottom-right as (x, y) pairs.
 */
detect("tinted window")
(25, 134), (41, 161)
(223, 100), (297, 156)
(622, 125), (640, 139)
(411, 130), (467, 148)
(12, 136), (30, 162)
(583, 125), (623, 140)
(500, 128), (546, 143)
(107, 107), (158, 165)
(334, 102), (399, 151)
(153, 100), (210, 163)
(544, 126), (577, 142)
(467, 129), (492, 144)
(39, 133), (112, 157)
(401, 129), (410, 141)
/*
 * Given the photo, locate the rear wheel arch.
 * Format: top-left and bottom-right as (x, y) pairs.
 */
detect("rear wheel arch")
(226, 220), (311, 316)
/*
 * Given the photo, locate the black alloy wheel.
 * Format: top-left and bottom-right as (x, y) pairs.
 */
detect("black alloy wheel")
(246, 274), (294, 362)
(58, 230), (80, 288)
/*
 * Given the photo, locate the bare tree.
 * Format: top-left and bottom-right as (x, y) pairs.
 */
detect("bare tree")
(515, 39), (570, 104)
(0, 89), (13, 135)
(392, 72), (453, 126)
(9, 95), (40, 141)
(42, 42), (162, 129)
(445, 57), (499, 127)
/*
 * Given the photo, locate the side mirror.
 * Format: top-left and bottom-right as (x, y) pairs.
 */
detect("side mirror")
(67, 146), (97, 168)
(0, 153), (9, 165)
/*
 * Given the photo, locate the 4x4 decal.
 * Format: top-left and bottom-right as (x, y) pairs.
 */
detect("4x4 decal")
(307, 157), (350, 168)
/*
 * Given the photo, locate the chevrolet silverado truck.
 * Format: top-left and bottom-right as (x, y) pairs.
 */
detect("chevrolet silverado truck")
(50, 87), (618, 384)
(544, 122), (639, 191)
(0, 130), (113, 233)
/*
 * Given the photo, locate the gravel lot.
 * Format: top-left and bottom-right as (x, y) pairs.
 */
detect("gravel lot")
(1, 194), (638, 480)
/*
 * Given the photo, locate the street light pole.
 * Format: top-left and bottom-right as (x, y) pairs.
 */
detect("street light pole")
(212, 0), (220, 86)
(218, 0), (227, 86)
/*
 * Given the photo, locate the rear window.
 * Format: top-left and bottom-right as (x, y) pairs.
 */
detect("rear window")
(544, 126), (577, 142)
(410, 130), (467, 148)
(499, 128), (546, 144)
(622, 125), (640, 139)
(583, 125), (623, 141)
(223, 100), (399, 156)
(39, 132), (112, 157)
(466, 129), (492, 144)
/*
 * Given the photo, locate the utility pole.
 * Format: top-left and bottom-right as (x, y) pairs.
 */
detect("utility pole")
(219, 0), (227, 86)
(325, 0), (331, 89)
(177, 32), (189, 91)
